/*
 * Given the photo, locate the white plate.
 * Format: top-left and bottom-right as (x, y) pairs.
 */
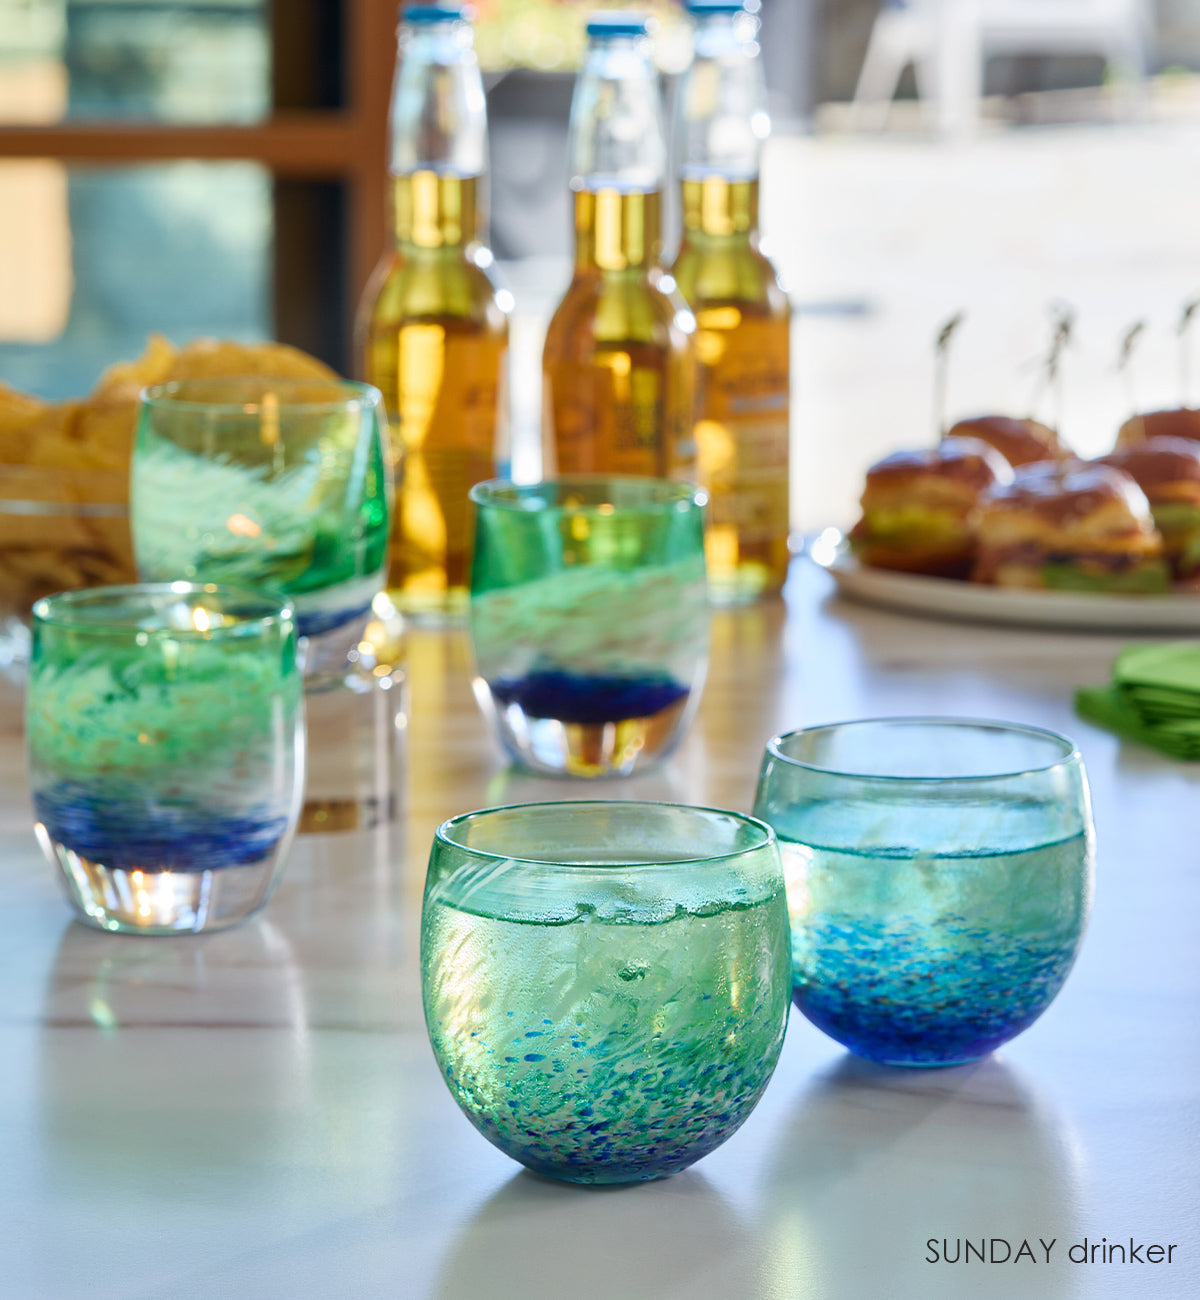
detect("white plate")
(806, 529), (1200, 633)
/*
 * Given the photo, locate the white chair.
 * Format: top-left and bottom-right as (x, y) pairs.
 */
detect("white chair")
(850, 0), (1150, 137)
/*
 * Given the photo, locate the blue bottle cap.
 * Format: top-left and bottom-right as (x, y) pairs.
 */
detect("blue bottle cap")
(585, 11), (652, 39)
(404, 4), (466, 24)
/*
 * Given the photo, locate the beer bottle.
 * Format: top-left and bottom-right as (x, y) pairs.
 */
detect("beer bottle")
(542, 12), (696, 478)
(358, 2), (511, 623)
(671, 0), (791, 603)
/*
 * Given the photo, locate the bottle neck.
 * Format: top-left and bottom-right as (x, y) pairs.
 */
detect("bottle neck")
(679, 175), (759, 240)
(675, 13), (768, 188)
(572, 187), (662, 272)
(568, 37), (666, 195)
(391, 171), (482, 249)
(388, 21), (487, 177)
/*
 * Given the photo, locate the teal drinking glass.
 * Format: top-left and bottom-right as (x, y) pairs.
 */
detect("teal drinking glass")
(752, 718), (1094, 1067)
(131, 377), (391, 677)
(27, 583), (304, 934)
(468, 476), (709, 777)
(420, 801), (791, 1183)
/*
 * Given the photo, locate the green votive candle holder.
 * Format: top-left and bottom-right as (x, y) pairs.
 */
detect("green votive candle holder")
(420, 800), (791, 1183)
(131, 377), (391, 677)
(468, 476), (710, 778)
(27, 583), (305, 935)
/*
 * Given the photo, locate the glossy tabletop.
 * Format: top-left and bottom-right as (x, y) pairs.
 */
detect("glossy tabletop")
(1, 559), (1197, 1299)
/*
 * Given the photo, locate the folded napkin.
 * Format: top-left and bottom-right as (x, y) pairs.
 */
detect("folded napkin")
(1075, 642), (1200, 759)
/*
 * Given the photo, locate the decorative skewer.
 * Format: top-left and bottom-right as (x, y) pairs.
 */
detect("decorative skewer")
(1116, 319), (1146, 421)
(1028, 303), (1074, 433)
(934, 311), (965, 440)
(1178, 297), (1200, 408)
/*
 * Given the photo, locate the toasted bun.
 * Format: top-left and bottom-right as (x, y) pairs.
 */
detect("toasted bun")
(1115, 408), (1200, 448)
(861, 436), (1013, 510)
(976, 462), (1153, 538)
(847, 536), (975, 578)
(945, 415), (1067, 467)
(1094, 438), (1200, 506)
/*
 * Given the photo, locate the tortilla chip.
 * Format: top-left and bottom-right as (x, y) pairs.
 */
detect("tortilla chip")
(170, 337), (338, 381)
(93, 332), (179, 396)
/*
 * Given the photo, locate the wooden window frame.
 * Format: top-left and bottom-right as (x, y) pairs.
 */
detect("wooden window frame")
(0, 0), (396, 372)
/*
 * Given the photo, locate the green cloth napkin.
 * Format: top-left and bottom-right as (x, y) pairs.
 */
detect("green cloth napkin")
(1075, 641), (1200, 759)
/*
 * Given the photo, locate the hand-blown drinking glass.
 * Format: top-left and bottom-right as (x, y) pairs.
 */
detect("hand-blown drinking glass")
(27, 583), (304, 935)
(131, 377), (390, 675)
(753, 718), (1094, 1067)
(420, 801), (791, 1183)
(468, 476), (709, 777)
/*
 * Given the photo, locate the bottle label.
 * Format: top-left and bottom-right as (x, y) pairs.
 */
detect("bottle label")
(694, 315), (790, 545)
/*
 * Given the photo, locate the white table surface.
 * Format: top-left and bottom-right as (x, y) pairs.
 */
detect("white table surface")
(2, 559), (1197, 1300)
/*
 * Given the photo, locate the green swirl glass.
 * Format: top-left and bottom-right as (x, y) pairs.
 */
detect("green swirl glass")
(27, 583), (304, 935)
(468, 476), (709, 777)
(131, 377), (390, 676)
(421, 801), (791, 1183)
(753, 718), (1094, 1067)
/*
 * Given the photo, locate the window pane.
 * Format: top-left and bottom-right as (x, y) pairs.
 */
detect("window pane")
(0, 0), (270, 124)
(0, 161), (271, 399)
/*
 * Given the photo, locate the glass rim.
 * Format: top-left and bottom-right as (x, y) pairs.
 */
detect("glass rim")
(139, 376), (382, 416)
(469, 475), (707, 514)
(764, 716), (1082, 782)
(31, 582), (295, 634)
(435, 800), (775, 867)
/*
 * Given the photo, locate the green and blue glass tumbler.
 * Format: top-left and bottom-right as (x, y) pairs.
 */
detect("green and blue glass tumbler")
(27, 584), (304, 934)
(468, 477), (710, 777)
(753, 718), (1094, 1066)
(131, 377), (391, 678)
(420, 801), (791, 1182)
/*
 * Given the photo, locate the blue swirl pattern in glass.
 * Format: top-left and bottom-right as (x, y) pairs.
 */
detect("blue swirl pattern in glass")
(27, 584), (304, 934)
(468, 477), (709, 777)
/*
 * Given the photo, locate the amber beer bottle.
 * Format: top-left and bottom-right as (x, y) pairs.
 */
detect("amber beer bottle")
(671, 0), (791, 603)
(358, 3), (511, 623)
(542, 13), (695, 478)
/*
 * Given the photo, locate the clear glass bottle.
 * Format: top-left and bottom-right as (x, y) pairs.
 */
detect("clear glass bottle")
(542, 12), (696, 479)
(357, 3), (511, 624)
(671, 0), (791, 604)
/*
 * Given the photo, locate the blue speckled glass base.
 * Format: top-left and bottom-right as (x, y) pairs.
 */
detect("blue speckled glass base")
(423, 878), (791, 1183)
(446, 1002), (781, 1184)
(793, 916), (1081, 1067)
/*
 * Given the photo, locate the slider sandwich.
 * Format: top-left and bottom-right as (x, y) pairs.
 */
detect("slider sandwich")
(849, 436), (1013, 578)
(972, 462), (1169, 593)
(1095, 437), (1200, 581)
